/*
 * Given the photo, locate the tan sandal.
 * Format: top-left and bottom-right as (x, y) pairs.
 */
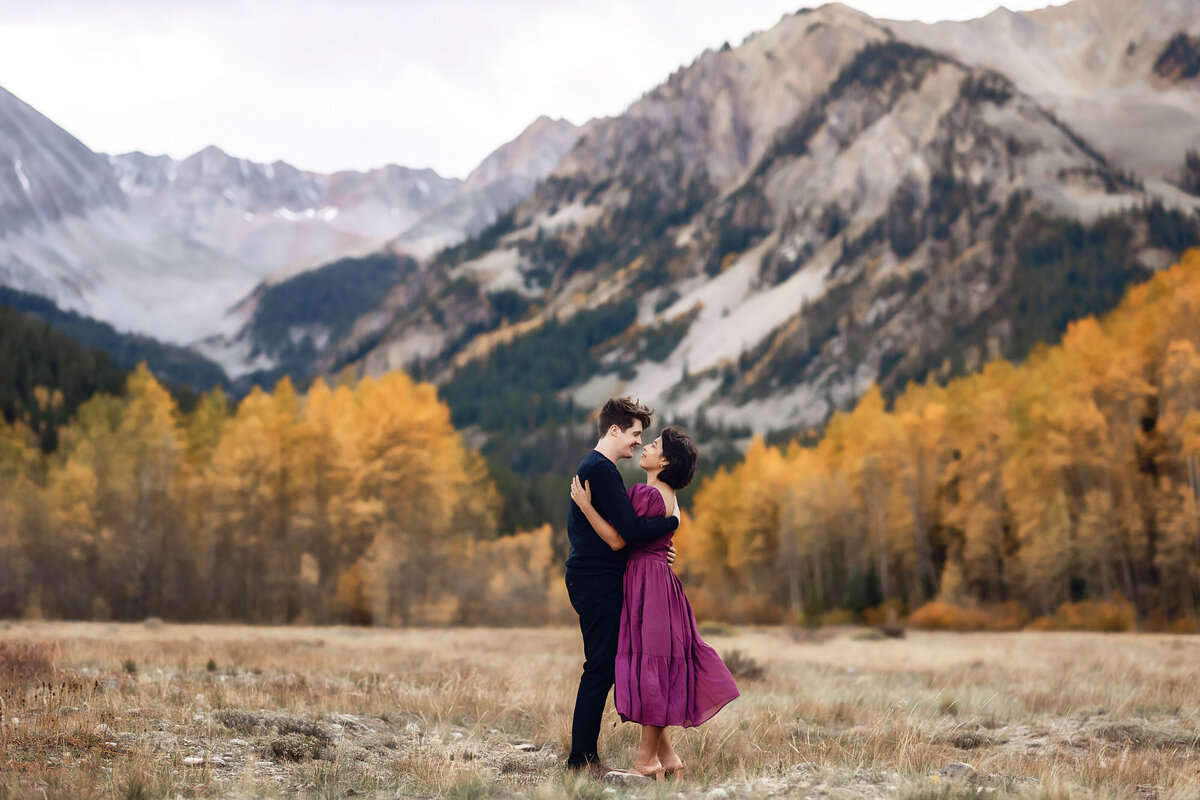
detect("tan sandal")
(626, 762), (666, 780)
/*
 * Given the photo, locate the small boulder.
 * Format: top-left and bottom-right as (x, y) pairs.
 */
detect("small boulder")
(941, 761), (978, 780)
(603, 771), (652, 785)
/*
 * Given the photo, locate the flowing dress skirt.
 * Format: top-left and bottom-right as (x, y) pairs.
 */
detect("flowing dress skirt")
(613, 484), (739, 727)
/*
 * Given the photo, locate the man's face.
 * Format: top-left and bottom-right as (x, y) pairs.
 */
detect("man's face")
(612, 421), (644, 461)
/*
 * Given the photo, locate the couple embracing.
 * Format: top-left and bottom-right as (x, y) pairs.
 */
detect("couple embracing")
(564, 397), (739, 780)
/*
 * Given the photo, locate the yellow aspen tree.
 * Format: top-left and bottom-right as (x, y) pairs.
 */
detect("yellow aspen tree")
(263, 376), (306, 622)
(45, 456), (100, 617)
(318, 381), (383, 623)
(1067, 317), (1154, 602)
(688, 466), (742, 614)
(843, 386), (897, 602)
(1160, 340), (1200, 494)
(0, 422), (37, 616)
(1183, 409), (1200, 502)
(942, 363), (1016, 603)
(296, 379), (354, 622)
(1154, 339), (1200, 616)
(57, 393), (136, 617)
(178, 387), (229, 618)
(1154, 479), (1200, 618)
(723, 436), (787, 616)
(207, 386), (278, 620)
(845, 384), (930, 608)
(776, 446), (820, 620)
(1003, 354), (1088, 612)
(895, 383), (952, 600)
(120, 364), (183, 618)
(466, 524), (559, 625)
(1076, 489), (1120, 598)
(354, 371), (491, 624)
(817, 409), (873, 610)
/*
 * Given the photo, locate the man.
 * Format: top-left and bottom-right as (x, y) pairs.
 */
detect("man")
(564, 397), (679, 776)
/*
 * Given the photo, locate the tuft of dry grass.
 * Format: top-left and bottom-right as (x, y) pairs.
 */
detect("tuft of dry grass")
(1, 623), (1199, 799)
(0, 638), (57, 681)
(722, 648), (767, 682)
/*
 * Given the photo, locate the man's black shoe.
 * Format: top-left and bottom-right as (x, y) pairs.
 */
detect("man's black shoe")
(566, 758), (612, 779)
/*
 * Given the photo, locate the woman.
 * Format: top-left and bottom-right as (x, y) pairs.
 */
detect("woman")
(570, 425), (739, 779)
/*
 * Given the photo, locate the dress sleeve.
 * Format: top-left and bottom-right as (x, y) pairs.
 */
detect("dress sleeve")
(628, 484), (667, 519)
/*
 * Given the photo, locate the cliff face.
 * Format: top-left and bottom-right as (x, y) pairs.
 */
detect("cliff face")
(346, 4), (1195, 437)
(389, 116), (581, 260)
(886, 0), (1200, 181)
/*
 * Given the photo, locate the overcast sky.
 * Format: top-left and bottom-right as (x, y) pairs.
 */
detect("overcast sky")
(0, 0), (1068, 178)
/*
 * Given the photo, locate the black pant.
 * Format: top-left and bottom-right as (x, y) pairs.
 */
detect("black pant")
(565, 569), (624, 766)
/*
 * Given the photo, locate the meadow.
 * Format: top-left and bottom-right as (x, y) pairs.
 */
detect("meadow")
(1, 622), (1198, 800)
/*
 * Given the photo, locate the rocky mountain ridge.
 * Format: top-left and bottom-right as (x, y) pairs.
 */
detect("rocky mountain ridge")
(0, 86), (126, 238)
(3, 0), (1198, 451)
(335, 1), (1198, 443)
(0, 83), (578, 352)
(885, 0), (1200, 185)
(111, 146), (458, 279)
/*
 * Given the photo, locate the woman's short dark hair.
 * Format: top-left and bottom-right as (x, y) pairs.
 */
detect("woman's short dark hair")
(658, 426), (698, 490)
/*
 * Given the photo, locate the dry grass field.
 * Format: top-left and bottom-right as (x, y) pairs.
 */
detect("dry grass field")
(1, 622), (1198, 800)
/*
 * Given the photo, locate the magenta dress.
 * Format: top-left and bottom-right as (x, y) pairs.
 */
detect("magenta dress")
(614, 483), (740, 727)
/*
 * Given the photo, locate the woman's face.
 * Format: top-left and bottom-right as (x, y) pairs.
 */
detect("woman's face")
(639, 434), (667, 471)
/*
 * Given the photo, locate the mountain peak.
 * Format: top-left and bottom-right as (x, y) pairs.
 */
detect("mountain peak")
(192, 144), (231, 160)
(460, 117), (580, 194)
(0, 83), (125, 237)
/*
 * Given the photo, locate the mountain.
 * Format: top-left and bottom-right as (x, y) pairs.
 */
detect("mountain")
(204, 251), (420, 386)
(885, 0), (1200, 186)
(390, 117), (582, 259)
(200, 117), (581, 378)
(0, 86), (125, 237)
(111, 147), (459, 279)
(0, 86), (258, 346)
(0, 86), (576, 357)
(5, 0), (1199, 460)
(343, 1), (1199, 444)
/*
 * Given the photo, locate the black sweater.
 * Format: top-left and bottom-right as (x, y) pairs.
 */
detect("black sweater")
(565, 449), (678, 575)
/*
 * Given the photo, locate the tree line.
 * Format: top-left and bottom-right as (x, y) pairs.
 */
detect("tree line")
(679, 248), (1200, 630)
(0, 367), (572, 626)
(4, 249), (1200, 630)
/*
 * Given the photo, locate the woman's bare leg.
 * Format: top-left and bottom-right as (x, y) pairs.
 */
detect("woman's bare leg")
(632, 725), (664, 775)
(657, 729), (683, 773)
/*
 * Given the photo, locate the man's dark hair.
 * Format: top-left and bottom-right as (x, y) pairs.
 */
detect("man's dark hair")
(598, 397), (653, 438)
(658, 426), (698, 490)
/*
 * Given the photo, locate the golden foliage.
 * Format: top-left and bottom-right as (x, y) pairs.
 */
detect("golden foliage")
(1026, 593), (1138, 632)
(0, 364), (501, 625)
(908, 600), (1029, 631)
(687, 248), (1200, 627)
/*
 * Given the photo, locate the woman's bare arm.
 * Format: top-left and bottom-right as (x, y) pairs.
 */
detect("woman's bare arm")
(571, 476), (627, 551)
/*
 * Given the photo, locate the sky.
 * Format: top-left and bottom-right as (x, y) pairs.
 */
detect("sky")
(0, 0), (1069, 179)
